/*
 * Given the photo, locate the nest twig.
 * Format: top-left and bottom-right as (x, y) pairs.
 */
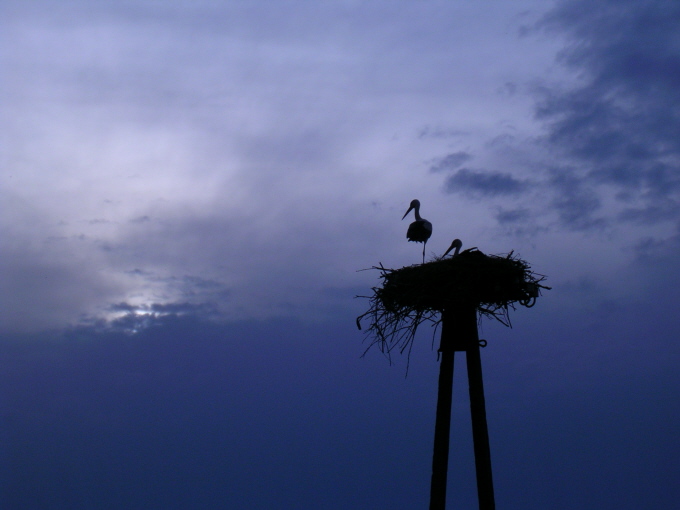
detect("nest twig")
(356, 248), (549, 361)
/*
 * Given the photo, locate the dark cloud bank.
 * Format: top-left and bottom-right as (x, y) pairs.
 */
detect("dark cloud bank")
(536, 0), (680, 231)
(437, 0), (680, 236)
(444, 168), (530, 198)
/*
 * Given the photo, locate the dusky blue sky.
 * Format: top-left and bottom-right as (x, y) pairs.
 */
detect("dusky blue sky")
(2, 0), (679, 508)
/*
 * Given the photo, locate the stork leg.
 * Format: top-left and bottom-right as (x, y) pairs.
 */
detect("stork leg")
(422, 242), (426, 264)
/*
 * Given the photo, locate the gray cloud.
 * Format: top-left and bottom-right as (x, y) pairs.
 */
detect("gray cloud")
(632, 223), (680, 266)
(548, 167), (605, 230)
(444, 168), (530, 197)
(0, 240), (123, 333)
(617, 199), (680, 224)
(429, 151), (473, 173)
(535, 0), (680, 228)
(418, 126), (470, 139)
(495, 207), (531, 225)
(8, 0), (676, 333)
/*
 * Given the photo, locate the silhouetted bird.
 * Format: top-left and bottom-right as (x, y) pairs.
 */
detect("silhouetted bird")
(443, 238), (463, 258)
(402, 199), (433, 263)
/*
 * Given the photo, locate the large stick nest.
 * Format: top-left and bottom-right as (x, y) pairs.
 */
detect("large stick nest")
(356, 248), (549, 359)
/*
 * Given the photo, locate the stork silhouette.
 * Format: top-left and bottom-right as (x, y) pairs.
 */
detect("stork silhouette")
(443, 238), (462, 258)
(402, 199), (433, 264)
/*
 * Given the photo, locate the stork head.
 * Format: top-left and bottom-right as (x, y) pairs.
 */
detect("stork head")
(444, 238), (463, 257)
(401, 199), (421, 220)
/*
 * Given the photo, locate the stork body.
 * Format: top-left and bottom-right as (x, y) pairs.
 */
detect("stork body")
(402, 199), (433, 263)
(443, 238), (462, 258)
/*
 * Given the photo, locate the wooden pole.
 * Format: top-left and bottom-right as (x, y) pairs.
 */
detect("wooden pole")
(466, 324), (495, 509)
(429, 309), (456, 510)
(429, 305), (495, 510)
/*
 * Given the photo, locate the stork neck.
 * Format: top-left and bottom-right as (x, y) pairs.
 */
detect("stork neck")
(413, 206), (422, 221)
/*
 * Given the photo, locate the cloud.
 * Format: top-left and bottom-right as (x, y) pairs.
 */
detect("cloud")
(444, 168), (530, 197)
(535, 0), (680, 228)
(548, 167), (605, 230)
(495, 207), (531, 224)
(418, 126), (470, 139)
(429, 151), (473, 173)
(617, 200), (680, 224)
(0, 241), (123, 334)
(9, 0), (677, 333)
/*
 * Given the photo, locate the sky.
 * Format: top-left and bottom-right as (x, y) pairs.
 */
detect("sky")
(1, 0), (679, 508)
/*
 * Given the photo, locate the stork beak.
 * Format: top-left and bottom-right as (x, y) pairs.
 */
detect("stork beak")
(401, 205), (414, 220)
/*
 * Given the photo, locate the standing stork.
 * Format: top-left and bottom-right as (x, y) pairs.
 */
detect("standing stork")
(402, 199), (433, 263)
(443, 238), (462, 258)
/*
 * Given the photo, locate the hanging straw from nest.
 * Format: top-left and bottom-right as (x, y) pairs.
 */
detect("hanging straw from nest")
(356, 248), (549, 360)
